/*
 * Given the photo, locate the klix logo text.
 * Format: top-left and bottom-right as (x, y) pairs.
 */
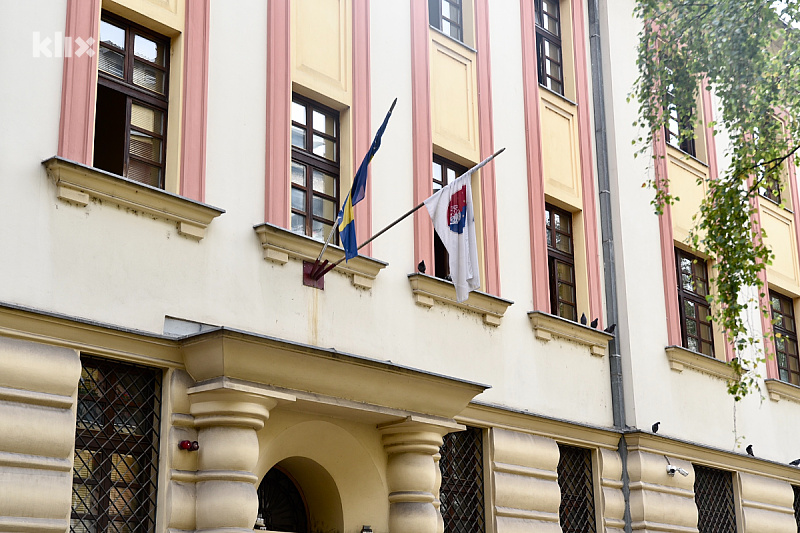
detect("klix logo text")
(33, 32), (95, 58)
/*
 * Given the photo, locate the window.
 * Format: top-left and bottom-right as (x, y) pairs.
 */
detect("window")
(72, 355), (162, 533)
(439, 427), (485, 533)
(429, 0), (463, 42)
(557, 444), (596, 533)
(535, 0), (564, 95)
(759, 173), (782, 204)
(256, 467), (309, 531)
(770, 291), (800, 386)
(693, 465), (737, 533)
(546, 204), (577, 321)
(290, 94), (340, 241)
(94, 13), (169, 188)
(792, 485), (800, 532)
(665, 79), (697, 157)
(432, 156), (468, 280)
(675, 248), (714, 356)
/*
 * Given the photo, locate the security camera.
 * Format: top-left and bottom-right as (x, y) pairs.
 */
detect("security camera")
(666, 464), (689, 476)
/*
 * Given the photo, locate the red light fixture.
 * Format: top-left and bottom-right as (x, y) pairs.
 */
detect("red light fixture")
(179, 440), (199, 451)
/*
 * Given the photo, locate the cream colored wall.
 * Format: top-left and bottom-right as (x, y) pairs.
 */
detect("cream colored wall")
(602, 0), (800, 462)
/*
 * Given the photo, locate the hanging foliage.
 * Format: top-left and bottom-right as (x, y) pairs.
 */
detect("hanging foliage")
(633, 1), (800, 399)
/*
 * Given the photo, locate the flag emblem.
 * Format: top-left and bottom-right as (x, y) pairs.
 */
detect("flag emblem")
(448, 186), (467, 233)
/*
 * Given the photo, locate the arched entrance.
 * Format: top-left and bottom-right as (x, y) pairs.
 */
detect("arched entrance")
(256, 467), (309, 532)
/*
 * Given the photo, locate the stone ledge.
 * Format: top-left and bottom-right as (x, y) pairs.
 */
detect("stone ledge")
(527, 311), (613, 356)
(43, 157), (225, 240)
(407, 273), (513, 326)
(253, 223), (388, 289)
(764, 378), (800, 403)
(665, 345), (736, 381)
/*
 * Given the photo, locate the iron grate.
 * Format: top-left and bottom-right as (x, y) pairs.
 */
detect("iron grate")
(693, 464), (737, 533)
(793, 485), (800, 533)
(439, 427), (485, 533)
(71, 355), (162, 533)
(557, 444), (596, 533)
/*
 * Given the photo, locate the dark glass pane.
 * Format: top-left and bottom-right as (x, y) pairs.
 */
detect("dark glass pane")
(685, 300), (696, 319)
(100, 20), (126, 49)
(133, 34), (166, 65)
(133, 59), (165, 93)
(291, 213), (305, 235)
(291, 162), (306, 186)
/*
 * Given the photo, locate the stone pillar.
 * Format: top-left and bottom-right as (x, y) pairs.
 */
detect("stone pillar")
(379, 417), (464, 533)
(188, 378), (294, 533)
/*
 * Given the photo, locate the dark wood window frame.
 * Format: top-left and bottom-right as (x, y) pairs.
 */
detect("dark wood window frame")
(432, 155), (468, 280)
(429, 0), (464, 43)
(95, 12), (169, 189)
(290, 94), (340, 242)
(664, 81), (697, 157)
(71, 355), (162, 533)
(675, 248), (715, 356)
(770, 290), (800, 386)
(546, 203), (578, 321)
(535, 0), (565, 95)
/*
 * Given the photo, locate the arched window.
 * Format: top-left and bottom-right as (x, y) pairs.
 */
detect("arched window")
(255, 467), (309, 533)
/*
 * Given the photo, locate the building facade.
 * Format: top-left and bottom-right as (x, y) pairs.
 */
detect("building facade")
(1, 0), (799, 532)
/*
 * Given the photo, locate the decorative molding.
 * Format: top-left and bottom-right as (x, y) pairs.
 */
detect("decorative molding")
(253, 222), (388, 289)
(764, 379), (800, 403)
(407, 273), (513, 326)
(527, 311), (612, 356)
(43, 157), (224, 240)
(665, 345), (736, 381)
(0, 385), (73, 409)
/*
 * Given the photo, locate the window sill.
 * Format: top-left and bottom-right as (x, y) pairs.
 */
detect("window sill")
(665, 345), (736, 381)
(253, 223), (387, 290)
(665, 144), (708, 169)
(538, 84), (578, 107)
(43, 157), (225, 240)
(527, 311), (612, 357)
(764, 379), (800, 403)
(407, 273), (513, 327)
(429, 25), (477, 53)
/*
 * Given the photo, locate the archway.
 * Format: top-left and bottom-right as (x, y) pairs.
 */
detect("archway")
(256, 466), (309, 532)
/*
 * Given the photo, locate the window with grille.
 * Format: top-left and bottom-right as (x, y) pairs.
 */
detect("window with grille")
(290, 94), (340, 241)
(792, 485), (800, 532)
(770, 291), (800, 386)
(71, 355), (162, 533)
(693, 465), (737, 533)
(429, 0), (464, 42)
(535, 0), (564, 95)
(432, 156), (468, 281)
(557, 444), (596, 533)
(675, 248), (715, 356)
(546, 204), (577, 321)
(94, 13), (169, 189)
(439, 427), (485, 533)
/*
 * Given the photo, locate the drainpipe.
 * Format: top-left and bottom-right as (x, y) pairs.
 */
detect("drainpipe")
(587, 0), (632, 531)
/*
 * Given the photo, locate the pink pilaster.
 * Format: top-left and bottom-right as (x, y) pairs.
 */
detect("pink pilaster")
(58, 0), (101, 165)
(353, 0), (372, 256)
(180, 0), (211, 202)
(654, 135), (683, 346)
(571, 0), (603, 326)
(519, 0), (551, 312)
(265, 0), (292, 226)
(474, 0), (501, 296)
(410, 0), (434, 268)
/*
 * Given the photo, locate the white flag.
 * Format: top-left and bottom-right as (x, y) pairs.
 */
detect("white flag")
(424, 171), (481, 302)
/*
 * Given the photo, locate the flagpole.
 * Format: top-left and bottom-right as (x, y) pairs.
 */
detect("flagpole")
(313, 147), (505, 279)
(312, 98), (399, 274)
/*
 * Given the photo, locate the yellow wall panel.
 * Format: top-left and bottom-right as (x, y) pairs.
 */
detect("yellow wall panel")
(104, 0), (183, 34)
(292, 0), (352, 105)
(540, 92), (581, 208)
(761, 203), (800, 293)
(430, 32), (479, 162)
(667, 149), (708, 245)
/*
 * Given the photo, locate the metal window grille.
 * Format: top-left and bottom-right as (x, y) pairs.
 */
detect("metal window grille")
(793, 485), (800, 532)
(71, 355), (162, 533)
(439, 427), (485, 533)
(557, 444), (596, 533)
(693, 465), (737, 533)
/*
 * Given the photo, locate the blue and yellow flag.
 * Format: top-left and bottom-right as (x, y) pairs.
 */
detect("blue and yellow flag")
(338, 98), (397, 260)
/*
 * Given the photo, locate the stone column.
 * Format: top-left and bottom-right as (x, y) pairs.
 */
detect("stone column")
(379, 417), (464, 533)
(188, 378), (294, 533)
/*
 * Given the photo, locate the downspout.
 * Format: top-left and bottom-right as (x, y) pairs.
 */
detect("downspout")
(586, 0), (632, 531)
